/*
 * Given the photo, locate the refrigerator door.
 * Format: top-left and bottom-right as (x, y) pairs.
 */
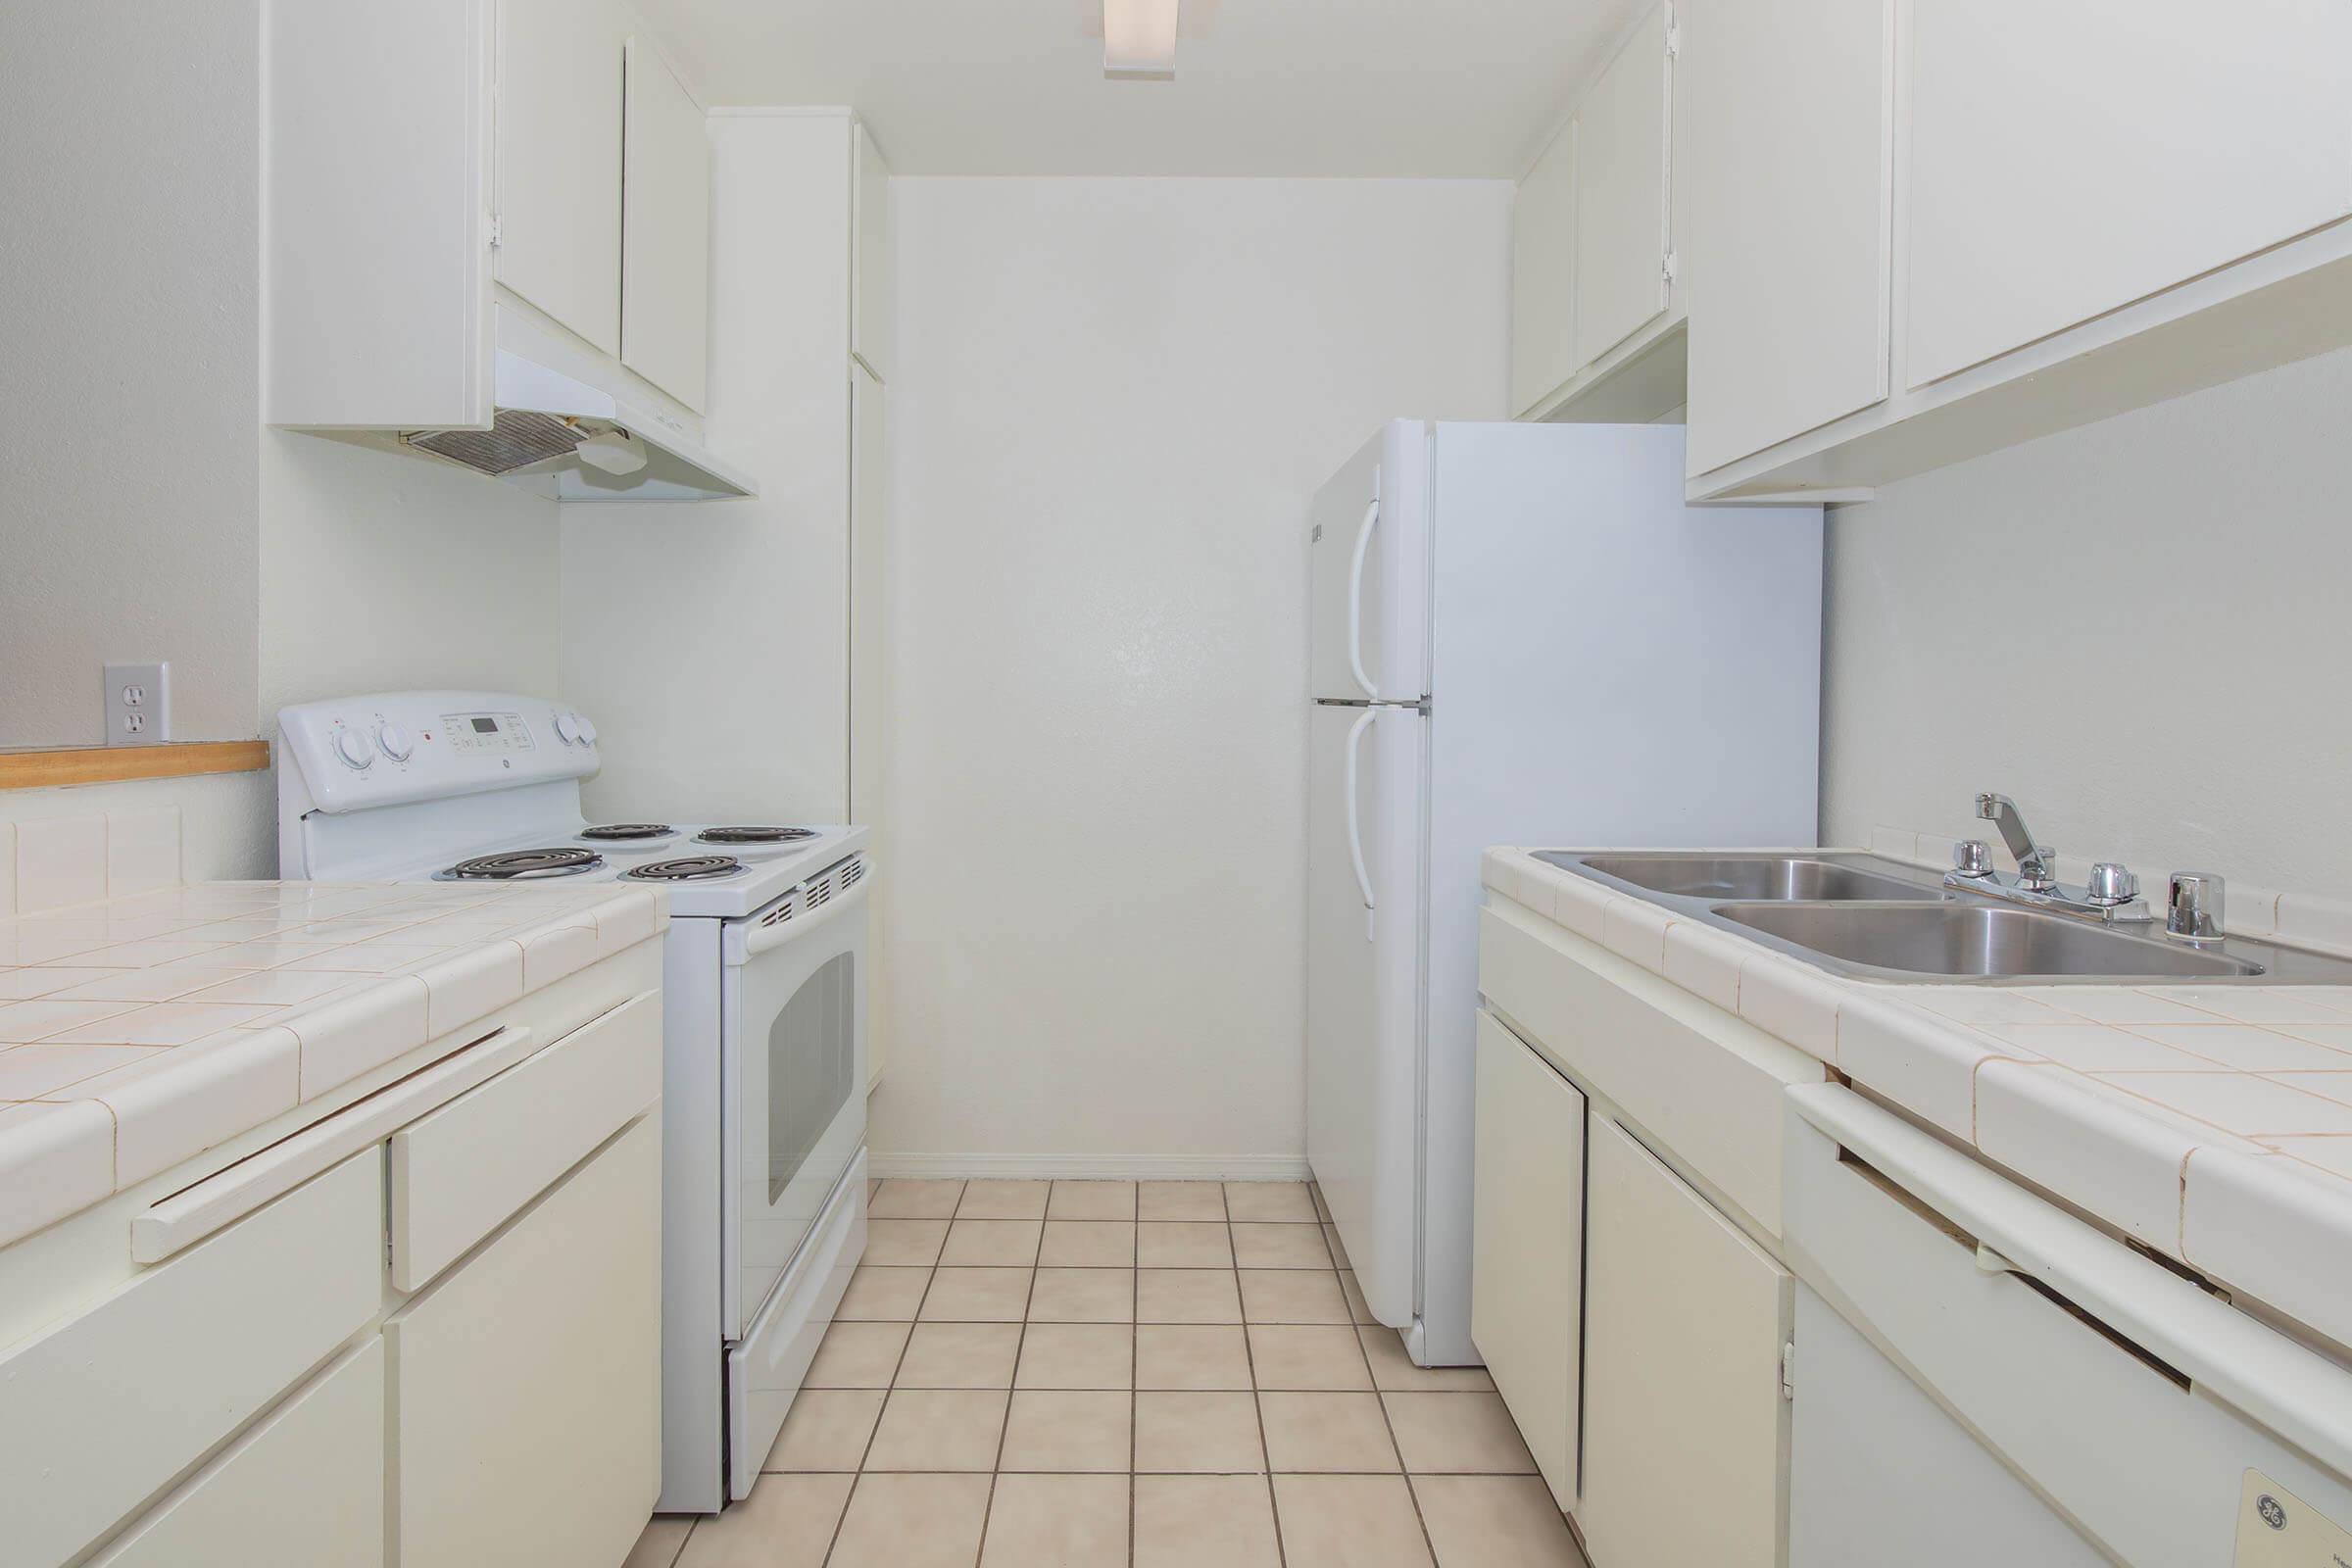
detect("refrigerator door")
(1308, 421), (1432, 703)
(1304, 700), (1427, 1332)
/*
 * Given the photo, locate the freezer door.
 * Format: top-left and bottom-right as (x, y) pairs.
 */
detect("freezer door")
(1308, 421), (1432, 703)
(1304, 701), (1425, 1332)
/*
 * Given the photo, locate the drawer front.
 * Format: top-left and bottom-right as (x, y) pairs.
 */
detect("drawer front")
(389, 989), (661, 1292)
(89, 1340), (385, 1568)
(0, 1152), (382, 1568)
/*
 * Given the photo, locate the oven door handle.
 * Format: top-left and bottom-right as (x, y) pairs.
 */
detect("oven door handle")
(735, 876), (869, 960)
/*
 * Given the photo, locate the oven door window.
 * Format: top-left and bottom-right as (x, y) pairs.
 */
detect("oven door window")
(768, 952), (856, 1205)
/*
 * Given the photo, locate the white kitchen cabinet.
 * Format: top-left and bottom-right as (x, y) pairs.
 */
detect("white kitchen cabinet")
(389, 1114), (662, 1568)
(853, 122), (893, 382)
(1684, 0), (1893, 478)
(1578, 1115), (1790, 1568)
(1572, 4), (1672, 369)
(88, 1341), (385, 1568)
(850, 359), (891, 1088)
(1468, 1009), (1584, 1510)
(621, 35), (711, 411)
(1902, 0), (2352, 388)
(1510, 122), (1579, 417)
(495, 0), (627, 356)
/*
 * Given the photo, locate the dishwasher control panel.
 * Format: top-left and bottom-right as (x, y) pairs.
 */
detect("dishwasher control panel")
(2235, 1471), (2352, 1566)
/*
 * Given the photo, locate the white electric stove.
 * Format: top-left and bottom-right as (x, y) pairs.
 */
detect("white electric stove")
(275, 690), (869, 1513)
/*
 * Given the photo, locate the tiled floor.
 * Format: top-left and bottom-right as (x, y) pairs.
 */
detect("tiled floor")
(628, 1179), (1588, 1568)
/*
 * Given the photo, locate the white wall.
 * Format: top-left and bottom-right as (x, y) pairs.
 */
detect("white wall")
(876, 176), (1510, 1168)
(1823, 342), (2352, 894)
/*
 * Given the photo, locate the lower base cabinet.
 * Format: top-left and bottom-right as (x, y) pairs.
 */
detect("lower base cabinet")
(1577, 1116), (1792, 1567)
(389, 1115), (662, 1568)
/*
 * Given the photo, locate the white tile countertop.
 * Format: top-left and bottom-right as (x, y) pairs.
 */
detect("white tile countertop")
(1486, 844), (2352, 1355)
(0, 877), (666, 1248)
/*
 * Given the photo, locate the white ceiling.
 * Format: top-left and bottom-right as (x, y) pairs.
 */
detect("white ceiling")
(636, 0), (1645, 177)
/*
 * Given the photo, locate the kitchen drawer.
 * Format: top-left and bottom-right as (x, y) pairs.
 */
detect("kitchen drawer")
(0, 1151), (382, 1568)
(389, 988), (660, 1292)
(88, 1340), (385, 1568)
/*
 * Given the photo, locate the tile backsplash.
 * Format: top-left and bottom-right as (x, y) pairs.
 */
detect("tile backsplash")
(4, 808), (183, 916)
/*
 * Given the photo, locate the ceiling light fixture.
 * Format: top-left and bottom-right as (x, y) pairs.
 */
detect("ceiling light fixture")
(1102, 0), (1180, 78)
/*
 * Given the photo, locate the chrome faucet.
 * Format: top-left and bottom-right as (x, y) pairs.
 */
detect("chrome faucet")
(1945, 794), (2154, 926)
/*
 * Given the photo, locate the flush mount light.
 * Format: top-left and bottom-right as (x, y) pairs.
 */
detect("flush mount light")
(1103, 0), (1180, 77)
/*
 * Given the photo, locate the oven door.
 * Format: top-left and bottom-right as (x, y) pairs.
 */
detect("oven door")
(721, 864), (868, 1340)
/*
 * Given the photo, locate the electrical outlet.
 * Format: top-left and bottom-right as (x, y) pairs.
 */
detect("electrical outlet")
(104, 662), (170, 747)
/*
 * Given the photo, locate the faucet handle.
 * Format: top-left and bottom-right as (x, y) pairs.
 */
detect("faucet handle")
(2168, 872), (2227, 942)
(1952, 840), (1993, 877)
(2085, 862), (2139, 906)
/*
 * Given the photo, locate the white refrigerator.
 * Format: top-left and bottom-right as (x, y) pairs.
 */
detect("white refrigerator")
(1305, 419), (1823, 1366)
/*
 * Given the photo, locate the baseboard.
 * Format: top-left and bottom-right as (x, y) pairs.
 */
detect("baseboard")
(867, 1152), (1314, 1182)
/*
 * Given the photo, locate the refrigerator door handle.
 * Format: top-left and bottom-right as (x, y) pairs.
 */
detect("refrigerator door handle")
(1347, 497), (1381, 700)
(1345, 706), (1378, 938)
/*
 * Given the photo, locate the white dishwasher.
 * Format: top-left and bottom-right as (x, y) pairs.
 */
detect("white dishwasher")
(1782, 1083), (2352, 1567)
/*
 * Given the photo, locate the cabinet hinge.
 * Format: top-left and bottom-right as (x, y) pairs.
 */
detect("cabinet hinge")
(1663, 4), (1681, 60)
(1662, 251), (1679, 289)
(1780, 1340), (1796, 1400)
(488, 213), (502, 252)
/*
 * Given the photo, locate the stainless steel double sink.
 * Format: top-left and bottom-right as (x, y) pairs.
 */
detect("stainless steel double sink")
(1536, 850), (2352, 985)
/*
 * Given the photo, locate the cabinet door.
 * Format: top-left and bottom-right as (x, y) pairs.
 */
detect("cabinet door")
(853, 122), (892, 381)
(620, 35), (710, 411)
(1469, 1010), (1585, 1510)
(1572, 4), (1672, 368)
(89, 1342), (384, 1568)
(496, 0), (625, 355)
(1510, 122), (1578, 416)
(1684, 0), (1892, 476)
(388, 1116), (661, 1568)
(1578, 1116), (1789, 1567)
(1903, 0), (2352, 388)
(850, 360), (890, 1089)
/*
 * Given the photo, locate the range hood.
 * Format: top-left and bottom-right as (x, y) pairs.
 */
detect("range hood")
(403, 310), (755, 502)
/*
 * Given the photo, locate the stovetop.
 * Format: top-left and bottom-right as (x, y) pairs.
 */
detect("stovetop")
(415, 822), (865, 919)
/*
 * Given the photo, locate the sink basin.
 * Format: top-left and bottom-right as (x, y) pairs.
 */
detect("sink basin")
(1546, 852), (1941, 903)
(1713, 903), (2265, 980)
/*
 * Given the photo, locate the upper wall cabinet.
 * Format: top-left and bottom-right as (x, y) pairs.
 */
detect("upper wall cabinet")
(1572, 4), (1672, 369)
(621, 37), (711, 411)
(1902, 0), (2352, 388)
(496, 0), (627, 358)
(852, 123), (893, 383)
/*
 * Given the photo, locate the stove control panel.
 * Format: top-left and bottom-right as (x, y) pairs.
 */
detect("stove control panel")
(275, 690), (600, 816)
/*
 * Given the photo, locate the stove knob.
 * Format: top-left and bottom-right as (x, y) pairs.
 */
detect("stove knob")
(376, 721), (415, 762)
(555, 713), (584, 746)
(334, 728), (375, 770)
(575, 714), (598, 744)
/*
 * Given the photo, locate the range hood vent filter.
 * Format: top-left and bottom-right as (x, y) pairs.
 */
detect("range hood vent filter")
(404, 410), (585, 475)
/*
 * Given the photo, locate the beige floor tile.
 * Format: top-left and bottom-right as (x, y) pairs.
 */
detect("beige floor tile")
(805, 1320), (911, 1388)
(940, 1217), (1044, 1266)
(837, 1265), (932, 1321)
(998, 1390), (1133, 1472)
(979, 1474), (1130, 1568)
(1135, 1323), (1254, 1390)
(1039, 1219), (1138, 1267)
(623, 1515), (693, 1568)
(1272, 1474), (1436, 1568)
(1258, 1392), (1401, 1472)
(869, 1178), (965, 1219)
(864, 1217), (951, 1266)
(1135, 1391), (1266, 1473)
(1323, 1222), (1352, 1270)
(1248, 1324), (1374, 1391)
(1382, 1393), (1537, 1474)
(1137, 1220), (1235, 1267)
(862, 1388), (1009, 1471)
(1411, 1475), (1588, 1567)
(1240, 1269), (1350, 1324)
(762, 1388), (885, 1472)
(1139, 1179), (1228, 1220)
(671, 1476), (850, 1568)
(896, 1321), (1024, 1388)
(1028, 1266), (1136, 1322)
(917, 1266), (1034, 1322)
(1225, 1181), (1319, 1222)
(956, 1178), (1051, 1218)
(1047, 1179), (1138, 1219)
(1340, 1270), (1378, 1325)
(1137, 1267), (1244, 1324)
(827, 1473), (993, 1568)
(1135, 1474), (1284, 1568)
(1358, 1326), (1495, 1392)
(1233, 1222), (1332, 1269)
(1015, 1321), (1135, 1389)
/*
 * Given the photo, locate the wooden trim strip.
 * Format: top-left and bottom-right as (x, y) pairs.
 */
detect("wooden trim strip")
(0, 739), (270, 791)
